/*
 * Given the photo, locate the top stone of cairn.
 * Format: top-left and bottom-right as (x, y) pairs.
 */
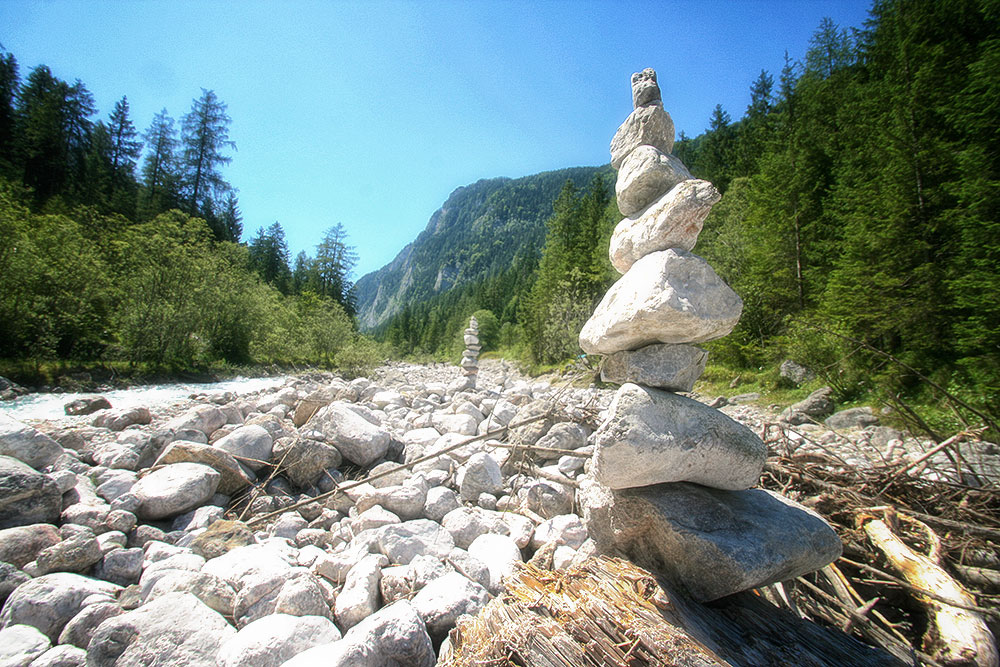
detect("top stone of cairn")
(631, 68), (661, 108)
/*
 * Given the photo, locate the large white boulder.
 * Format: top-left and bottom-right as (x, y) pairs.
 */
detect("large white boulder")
(281, 600), (434, 667)
(131, 462), (220, 520)
(579, 249), (742, 355)
(306, 402), (390, 467)
(0, 414), (63, 470)
(0, 572), (119, 641)
(86, 592), (235, 666)
(217, 614), (341, 667)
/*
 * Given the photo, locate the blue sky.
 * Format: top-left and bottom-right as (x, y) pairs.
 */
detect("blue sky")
(1, 0), (871, 278)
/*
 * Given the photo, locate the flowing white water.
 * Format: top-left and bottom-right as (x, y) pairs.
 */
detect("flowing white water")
(0, 376), (288, 422)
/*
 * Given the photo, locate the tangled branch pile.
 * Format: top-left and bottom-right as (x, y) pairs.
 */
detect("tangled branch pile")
(760, 423), (999, 667)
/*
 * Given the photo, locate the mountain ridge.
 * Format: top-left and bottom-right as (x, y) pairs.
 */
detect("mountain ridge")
(354, 165), (613, 330)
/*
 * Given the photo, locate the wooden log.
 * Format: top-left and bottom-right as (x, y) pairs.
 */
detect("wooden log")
(442, 556), (907, 667)
(864, 517), (999, 667)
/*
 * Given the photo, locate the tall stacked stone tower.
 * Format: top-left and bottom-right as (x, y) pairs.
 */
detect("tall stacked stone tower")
(580, 68), (842, 602)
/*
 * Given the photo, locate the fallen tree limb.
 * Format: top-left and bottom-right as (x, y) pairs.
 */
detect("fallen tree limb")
(863, 516), (998, 667)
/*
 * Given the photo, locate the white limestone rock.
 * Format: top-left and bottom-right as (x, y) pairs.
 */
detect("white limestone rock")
(580, 480), (843, 602)
(459, 452), (503, 502)
(130, 462), (220, 520)
(468, 534), (522, 593)
(0, 572), (119, 641)
(233, 568), (331, 628)
(610, 103), (674, 170)
(411, 571), (490, 639)
(86, 592), (235, 666)
(530, 514), (588, 550)
(0, 623), (50, 666)
(579, 249), (742, 355)
(217, 614), (341, 667)
(27, 644), (87, 667)
(591, 383), (765, 490)
(377, 520), (455, 564)
(213, 425), (273, 472)
(614, 146), (694, 217)
(0, 414), (63, 470)
(610, 179), (721, 271)
(600, 343), (708, 392)
(306, 402), (390, 467)
(281, 600), (434, 667)
(335, 553), (387, 630)
(631, 68), (662, 108)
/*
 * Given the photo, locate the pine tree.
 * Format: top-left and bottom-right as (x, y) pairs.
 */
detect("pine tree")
(139, 109), (179, 218)
(314, 223), (359, 315)
(106, 95), (141, 212)
(0, 48), (18, 175)
(180, 89), (235, 227)
(248, 222), (292, 293)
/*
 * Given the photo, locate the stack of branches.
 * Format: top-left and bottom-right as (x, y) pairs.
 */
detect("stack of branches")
(760, 421), (999, 667)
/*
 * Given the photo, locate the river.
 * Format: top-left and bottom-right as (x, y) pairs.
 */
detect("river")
(0, 376), (289, 422)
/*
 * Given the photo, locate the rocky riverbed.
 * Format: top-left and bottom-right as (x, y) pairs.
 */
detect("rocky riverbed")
(0, 358), (995, 666)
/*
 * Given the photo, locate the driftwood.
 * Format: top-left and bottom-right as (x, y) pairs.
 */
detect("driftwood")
(441, 556), (905, 667)
(760, 422), (999, 667)
(863, 515), (998, 667)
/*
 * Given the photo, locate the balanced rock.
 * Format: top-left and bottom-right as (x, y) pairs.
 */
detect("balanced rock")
(610, 179), (721, 272)
(600, 343), (708, 392)
(579, 249), (742, 355)
(610, 104), (675, 170)
(591, 384), (765, 490)
(631, 67), (662, 108)
(614, 146), (693, 217)
(581, 480), (843, 602)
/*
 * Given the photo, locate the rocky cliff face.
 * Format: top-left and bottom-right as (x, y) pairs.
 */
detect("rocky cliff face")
(353, 166), (612, 331)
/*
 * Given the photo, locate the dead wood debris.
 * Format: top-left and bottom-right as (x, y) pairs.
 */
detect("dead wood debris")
(760, 422), (999, 667)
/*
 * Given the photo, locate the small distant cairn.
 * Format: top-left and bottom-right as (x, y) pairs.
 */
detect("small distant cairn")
(459, 316), (481, 390)
(579, 68), (843, 602)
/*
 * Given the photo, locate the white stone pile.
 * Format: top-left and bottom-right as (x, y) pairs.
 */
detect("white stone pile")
(579, 68), (843, 602)
(456, 316), (481, 392)
(0, 360), (605, 666)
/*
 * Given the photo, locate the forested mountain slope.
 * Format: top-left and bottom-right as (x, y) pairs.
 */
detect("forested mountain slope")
(354, 166), (612, 330)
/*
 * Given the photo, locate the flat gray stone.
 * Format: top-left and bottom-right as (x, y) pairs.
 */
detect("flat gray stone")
(579, 249), (742, 355)
(580, 480), (843, 602)
(614, 146), (693, 218)
(610, 179), (720, 271)
(214, 425), (273, 472)
(610, 103), (674, 170)
(601, 343), (708, 391)
(591, 384), (765, 491)
(826, 407), (879, 430)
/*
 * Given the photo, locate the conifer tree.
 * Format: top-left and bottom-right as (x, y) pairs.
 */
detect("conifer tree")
(180, 89), (234, 226)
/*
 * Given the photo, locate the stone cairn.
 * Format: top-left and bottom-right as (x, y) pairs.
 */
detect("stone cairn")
(579, 68), (843, 602)
(459, 316), (481, 390)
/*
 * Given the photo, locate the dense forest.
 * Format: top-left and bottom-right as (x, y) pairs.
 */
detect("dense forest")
(0, 48), (374, 375)
(379, 0), (1000, 426)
